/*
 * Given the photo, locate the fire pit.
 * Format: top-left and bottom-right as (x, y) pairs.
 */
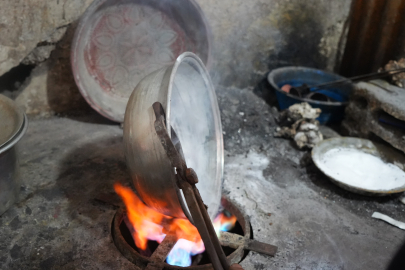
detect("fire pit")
(111, 197), (277, 269)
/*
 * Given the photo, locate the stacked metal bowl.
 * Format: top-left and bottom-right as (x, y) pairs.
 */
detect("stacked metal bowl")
(0, 95), (28, 215)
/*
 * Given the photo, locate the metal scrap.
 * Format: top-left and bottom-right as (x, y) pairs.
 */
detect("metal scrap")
(274, 102), (323, 149)
(379, 58), (405, 88)
(219, 231), (277, 257)
(372, 212), (405, 230)
(145, 234), (177, 270)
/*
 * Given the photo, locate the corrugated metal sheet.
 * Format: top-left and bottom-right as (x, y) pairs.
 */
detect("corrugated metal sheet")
(340, 0), (405, 76)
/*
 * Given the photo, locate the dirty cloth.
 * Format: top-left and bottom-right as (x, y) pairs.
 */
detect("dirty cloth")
(274, 102), (323, 149)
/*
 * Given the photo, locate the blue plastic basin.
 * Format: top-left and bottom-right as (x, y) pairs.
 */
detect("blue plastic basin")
(267, 66), (353, 124)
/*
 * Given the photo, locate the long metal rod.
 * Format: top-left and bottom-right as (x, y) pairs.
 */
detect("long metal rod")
(192, 185), (230, 269)
(309, 67), (405, 91)
(153, 102), (226, 270)
(179, 180), (224, 270)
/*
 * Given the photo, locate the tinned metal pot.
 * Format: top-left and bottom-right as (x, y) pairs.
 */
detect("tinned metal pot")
(72, 0), (212, 122)
(123, 52), (223, 220)
(0, 95), (28, 215)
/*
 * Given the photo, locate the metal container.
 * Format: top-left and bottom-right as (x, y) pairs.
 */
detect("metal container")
(268, 66), (353, 124)
(72, 0), (212, 122)
(312, 137), (405, 196)
(123, 52), (223, 220)
(0, 95), (28, 215)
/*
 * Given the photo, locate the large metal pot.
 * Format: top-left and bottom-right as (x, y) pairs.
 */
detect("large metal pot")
(72, 0), (212, 122)
(0, 95), (28, 215)
(123, 52), (223, 220)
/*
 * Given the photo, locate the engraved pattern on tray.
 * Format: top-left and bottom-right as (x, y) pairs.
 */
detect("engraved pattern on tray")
(85, 4), (186, 98)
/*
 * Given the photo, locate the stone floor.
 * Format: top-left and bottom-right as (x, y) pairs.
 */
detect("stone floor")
(1, 86), (405, 269)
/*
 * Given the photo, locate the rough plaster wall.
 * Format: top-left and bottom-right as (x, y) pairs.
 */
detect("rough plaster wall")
(1, 0), (351, 116)
(0, 0), (93, 76)
(196, 0), (352, 88)
(15, 23), (90, 116)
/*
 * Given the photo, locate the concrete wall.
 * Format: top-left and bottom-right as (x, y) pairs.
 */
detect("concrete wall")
(0, 0), (352, 115)
(0, 0), (93, 77)
(197, 0), (352, 88)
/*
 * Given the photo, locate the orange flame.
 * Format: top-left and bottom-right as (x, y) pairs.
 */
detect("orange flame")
(213, 212), (238, 237)
(114, 183), (237, 266)
(114, 183), (202, 250)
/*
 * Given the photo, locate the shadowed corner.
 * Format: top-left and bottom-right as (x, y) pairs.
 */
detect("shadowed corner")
(387, 240), (405, 270)
(45, 21), (118, 125)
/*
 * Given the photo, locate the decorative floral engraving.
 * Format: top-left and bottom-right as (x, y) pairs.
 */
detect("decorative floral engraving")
(87, 4), (186, 97)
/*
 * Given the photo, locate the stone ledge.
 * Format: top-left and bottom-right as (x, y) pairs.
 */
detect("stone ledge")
(342, 80), (405, 153)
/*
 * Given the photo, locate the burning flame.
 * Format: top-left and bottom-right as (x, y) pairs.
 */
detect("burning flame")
(213, 212), (237, 237)
(114, 183), (237, 267)
(114, 183), (167, 249)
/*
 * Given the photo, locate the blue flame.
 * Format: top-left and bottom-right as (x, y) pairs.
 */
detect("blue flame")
(166, 212), (236, 267)
(213, 212), (237, 237)
(166, 239), (203, 266)
(166, 246), (191, 266)
(220, 220), (234, 232)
